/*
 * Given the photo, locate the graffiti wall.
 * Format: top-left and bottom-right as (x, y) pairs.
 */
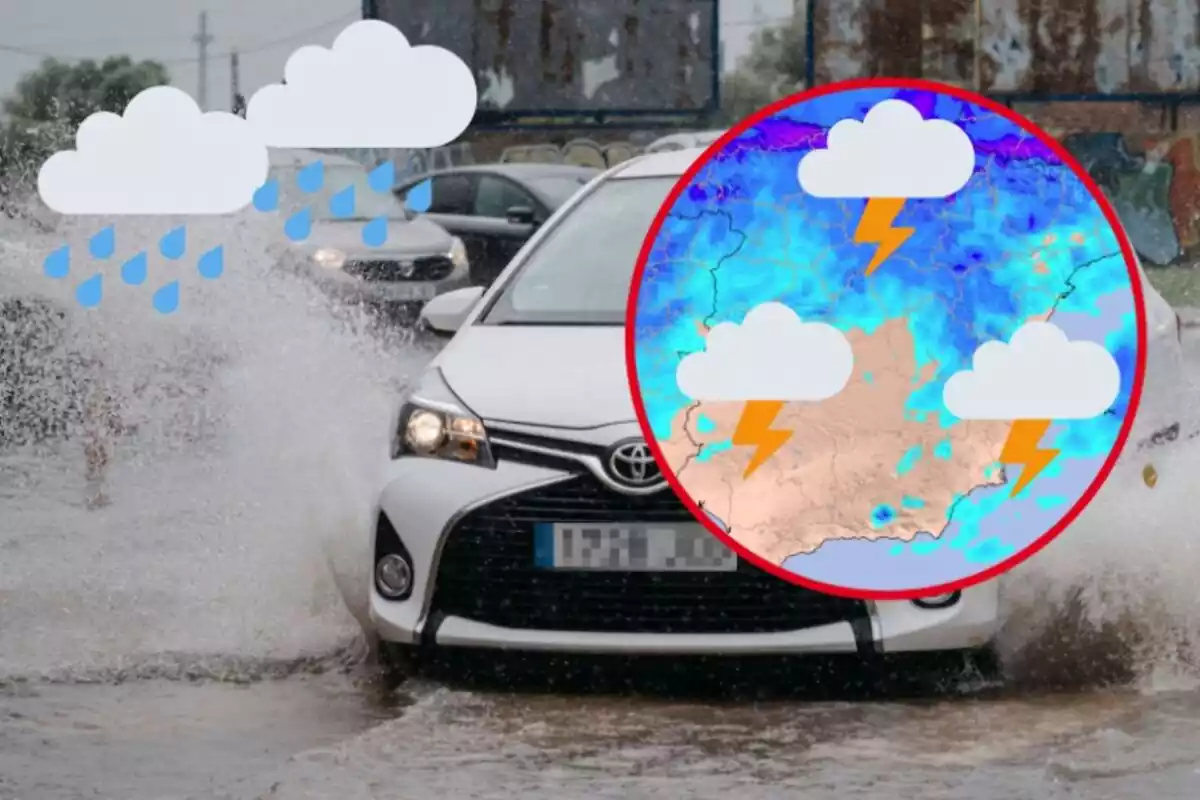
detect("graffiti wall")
(1059, 130), (1200, 267)
(811, 0), (1200, 93)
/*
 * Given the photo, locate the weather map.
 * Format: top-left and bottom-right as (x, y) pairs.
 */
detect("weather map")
(627, 80), (1146, 596)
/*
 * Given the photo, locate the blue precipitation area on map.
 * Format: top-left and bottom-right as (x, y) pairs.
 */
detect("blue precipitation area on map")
(631, 86), (1141, 593)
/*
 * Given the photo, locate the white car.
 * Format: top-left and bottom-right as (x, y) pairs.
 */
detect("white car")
(367, 147), (1189, 673)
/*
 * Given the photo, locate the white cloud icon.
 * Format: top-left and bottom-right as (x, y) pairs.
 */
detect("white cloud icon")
(797, 99), (976, 198)
(676, 302), (854, 402)
(245, 20), (477, 148)
(37, 85), (268, 215)
(942, 321), (1121, 420)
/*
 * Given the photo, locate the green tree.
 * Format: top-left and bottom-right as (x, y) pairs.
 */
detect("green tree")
(715, 16), (808, 126)
(4, 55), (170, 128)
(0, 56), (169, 214)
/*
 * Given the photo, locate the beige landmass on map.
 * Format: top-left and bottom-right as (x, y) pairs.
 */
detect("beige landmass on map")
(660, 318), (1014, 564)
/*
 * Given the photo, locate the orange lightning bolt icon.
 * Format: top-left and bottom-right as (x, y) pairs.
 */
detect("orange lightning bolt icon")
(854, 197), (915, 277)
(998, 419), (1059, 497)
(732, 400), (793, 479)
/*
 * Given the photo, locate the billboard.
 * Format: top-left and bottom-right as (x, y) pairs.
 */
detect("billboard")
(365, 0), (719, 118)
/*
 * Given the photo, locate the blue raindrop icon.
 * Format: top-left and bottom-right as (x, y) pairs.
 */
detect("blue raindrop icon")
(367, 161), (395, 193)
(160, 226), (186, 260)
(404, 179), (432, 213)
(253, 179), (280, 212)
(329, 185), (355, 218)
(44, 246), (70, 279)
(89, 226), (116, 259)
(198, 246), (224, 279)
(76, 274), (103, 308)
(297, 161), (325, 193)
(152, 281), (180, 315)
(121, 252), (148, 286)
(362, 216), (388, 247)
(285, 208), (313, 241)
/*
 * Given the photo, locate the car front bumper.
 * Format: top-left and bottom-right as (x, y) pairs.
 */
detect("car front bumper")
(368, 455), (1000, 657)
(303, 259), (471, 307)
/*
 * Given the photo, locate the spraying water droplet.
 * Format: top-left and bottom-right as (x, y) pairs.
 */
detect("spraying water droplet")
(367, 161), (395, 193)
(404, 179), (432, 213)
(284, 208), (313, 241)
(76, 274), (103, 308)
(198, 246), (224, 279)
(362, 216), (388, 247)
(329, 185), (356, 218)
(297, 161), (325, 193)
(88, 226), (116, 259)
(44, 246), (70, 278)
(160, 226), (186, 260)
(121, 252), (148, 285)
(152, 281), (180, 314)
(253, 179), (280, 212)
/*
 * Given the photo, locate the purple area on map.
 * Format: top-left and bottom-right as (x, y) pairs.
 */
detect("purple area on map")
(735, 119), (827, 152)
(972, 134), (1063, 166)
(725, 112), (1061, 169)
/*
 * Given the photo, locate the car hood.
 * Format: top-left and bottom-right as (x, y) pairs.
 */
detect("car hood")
(438, 325), (634, 428)
(295, 217), (454, 257)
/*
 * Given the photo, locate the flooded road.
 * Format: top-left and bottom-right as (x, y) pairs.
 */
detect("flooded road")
(4, 215), (1200, 798)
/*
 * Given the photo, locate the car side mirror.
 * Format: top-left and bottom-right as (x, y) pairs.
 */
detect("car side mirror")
(506, 205), (536, 226)
(419, 286), (485, 336)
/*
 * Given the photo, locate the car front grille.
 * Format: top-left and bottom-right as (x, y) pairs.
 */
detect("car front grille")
(430, 476), (869, 634)
(343, 256), (453, 282)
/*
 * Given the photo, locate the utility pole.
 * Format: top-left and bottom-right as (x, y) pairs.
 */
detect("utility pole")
(230, 50), (246, 116)
(193, 11), (213, 110)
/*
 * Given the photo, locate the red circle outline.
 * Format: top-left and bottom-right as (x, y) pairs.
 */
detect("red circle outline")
(623, 77), (1148, 601)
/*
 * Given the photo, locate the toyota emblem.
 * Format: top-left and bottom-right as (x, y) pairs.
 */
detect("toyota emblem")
(605, 440), (662, 488)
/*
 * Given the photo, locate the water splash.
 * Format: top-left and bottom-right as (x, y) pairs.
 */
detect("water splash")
(404, 179), (433, 213)
(297, 161), (325, 194)
(253, 179), (280, 212)
(330, 185), (356, 219)
(151, 281), (180, 314)
(1, 191), (423, 683)
(367, 161), (395, 193)
(88, 226), (116, 259)
(75, 273), (103, 308)
(362, 217), (388, 247)
(160, 226), (187, 260)
(121, 252), (148, 286)
(43, 246), (69, 279)
(198, 246), (224, 280)
(285, 208), (313, 242)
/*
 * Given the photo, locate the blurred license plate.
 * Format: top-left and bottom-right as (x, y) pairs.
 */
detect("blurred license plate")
(385, 283), (436, 301)
(534, 522), (737, 572)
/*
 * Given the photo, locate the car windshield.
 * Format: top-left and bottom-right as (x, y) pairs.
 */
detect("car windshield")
(483, 176), (676, 325)
(275, 163), (403, 220)
(529, 174), (594, 208)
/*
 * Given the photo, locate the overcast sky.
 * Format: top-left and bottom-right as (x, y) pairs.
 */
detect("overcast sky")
(0, 0), (793, 113)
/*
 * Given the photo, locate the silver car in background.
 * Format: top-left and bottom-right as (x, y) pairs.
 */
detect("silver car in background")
(268, 149), (470, 321)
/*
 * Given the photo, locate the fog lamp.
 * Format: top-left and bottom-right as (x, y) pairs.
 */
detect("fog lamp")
(375, 554), (413, 599)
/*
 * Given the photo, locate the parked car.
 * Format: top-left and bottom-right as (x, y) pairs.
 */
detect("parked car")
(367, 144), (1199, 677)
(393, 163), (598, 289)
(268, 149), (470, 323)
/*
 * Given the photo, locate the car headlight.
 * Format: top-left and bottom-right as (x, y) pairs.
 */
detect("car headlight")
(312, 248), (346, 269)
(448, 236), (468, 270)
(391, 368), (494, 467)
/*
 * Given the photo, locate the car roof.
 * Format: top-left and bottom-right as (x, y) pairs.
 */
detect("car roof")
(610, 147), (706, 179)
(406, 163), (600, 181)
